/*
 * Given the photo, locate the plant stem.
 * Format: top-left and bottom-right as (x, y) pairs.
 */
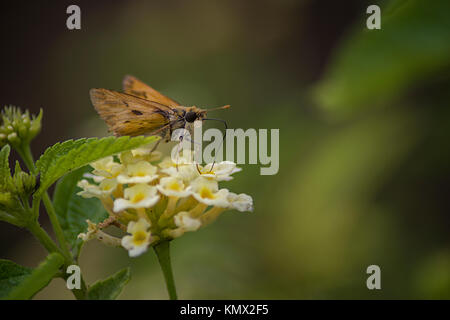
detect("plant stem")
(61, 270), (88, 300)
(71, 279), (87, 300)
(14, 144), (89, 300)
(41, 192), (72, 260)
(27, 222), (62, 254)
(154, 241), (178, 300)
(18, 144), (72, 261)
(16, 144), (36, 175)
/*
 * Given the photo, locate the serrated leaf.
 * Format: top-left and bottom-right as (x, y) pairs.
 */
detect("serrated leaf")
(6, 253), (64, 300)
(53, 165), (108, 259)
(86, 267), (131, 300)
(0, 259), (33, 299)
(36, 136), (157, 194)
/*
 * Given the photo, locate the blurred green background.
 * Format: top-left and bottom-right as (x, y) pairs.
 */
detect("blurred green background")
(1, 0), (449, 299)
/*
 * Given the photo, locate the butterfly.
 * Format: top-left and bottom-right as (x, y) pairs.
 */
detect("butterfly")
(89, 75), (229, 143)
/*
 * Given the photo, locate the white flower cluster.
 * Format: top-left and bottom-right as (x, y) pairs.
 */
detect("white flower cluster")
(77, 144), (253, 257)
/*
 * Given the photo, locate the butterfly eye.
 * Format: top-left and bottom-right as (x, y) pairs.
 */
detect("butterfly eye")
(185, 111), (197, 123)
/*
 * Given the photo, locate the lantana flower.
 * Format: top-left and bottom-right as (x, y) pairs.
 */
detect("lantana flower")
(90, 156), (123, 180)
(189, 177), (229, 207)
(113, 184), (160, 212)
(117, 161), (158, 184)
(120, 143), (162, 164)
(199, 161), (242, 181)
(77, 147), (253, 257)
(121, 218), (153, 257)
(77, 178), (117, 198)
(157, 176), (191, 198)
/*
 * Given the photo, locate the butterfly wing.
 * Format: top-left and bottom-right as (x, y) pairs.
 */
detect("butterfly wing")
(90, 88), (175, 137)
(122, 75), (181, 108)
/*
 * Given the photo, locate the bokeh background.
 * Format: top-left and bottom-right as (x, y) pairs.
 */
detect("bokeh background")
(1, 0), (449, 299)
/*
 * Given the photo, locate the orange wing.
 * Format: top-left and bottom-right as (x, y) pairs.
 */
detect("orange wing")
(122, 75), (181, 108)
(90, 88), (173, 137)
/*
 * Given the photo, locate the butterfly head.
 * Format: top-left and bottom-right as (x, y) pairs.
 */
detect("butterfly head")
(184, 106), (207, 123)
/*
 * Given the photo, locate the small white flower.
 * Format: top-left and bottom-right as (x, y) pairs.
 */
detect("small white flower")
(200, 161), (242, 181)
(174, 149), (196, 165)
(120, 144), (162, 164)
(113, 183), (160, 212)
(132, 143), (162, 160)
(77, 178), (117, 198)
(159, 149), (195, 169)
(158, 156), (176, 169)
(121, 218), (152, 257)
(174, 211), (201, 232)
(90, 156), (123, 178)
(189, 177), (230, 207)
(227, 192), (254, 212)
(117, 161), (159, 184)
(157, 176), (191, 197)
(161, 164), (199, 183)
(82, 172), (105, 183)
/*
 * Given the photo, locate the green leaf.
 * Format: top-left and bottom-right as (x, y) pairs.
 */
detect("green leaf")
(86, 267), (131, 300)
(314, 0), (450, 118)
(0, 145), (12, 191)
(36, 136), (157, 194)
(0, 145), (28, 227)
(0, 259), (32, 299)
(6, 253), (64, 300)
(53, 165), (108, 259)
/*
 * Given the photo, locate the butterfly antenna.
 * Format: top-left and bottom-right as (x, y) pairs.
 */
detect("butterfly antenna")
(202, 118), (228, 172)
(196, 163), (202, 175)
(207, 105), (231, 112)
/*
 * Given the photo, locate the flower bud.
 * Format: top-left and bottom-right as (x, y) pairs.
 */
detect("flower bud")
(0, 106), (42, 149)
(0, 191), (15, 208)
(0, 146), (36, 226)
(12, 161), (36, 196)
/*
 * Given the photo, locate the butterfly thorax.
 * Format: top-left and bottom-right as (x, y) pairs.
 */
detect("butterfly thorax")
(166, 106), (206, 140)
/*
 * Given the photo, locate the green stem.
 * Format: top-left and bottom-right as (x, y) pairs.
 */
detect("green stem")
(18, 144), (88, 300)
(41, 192), (72, 260)
(71, 280), (87, 300)
(27, 222), (62, 254)
(16, 144), (36, 175)
(18, 144), (72, 261)
(61, 270), (88, 300)
(154, 241), (178, 300)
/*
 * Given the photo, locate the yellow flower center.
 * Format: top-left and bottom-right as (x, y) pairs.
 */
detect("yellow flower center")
(131, 193), (145, 203)
(202, 169), (215, 175)
(199, 187), (215, 199)
(132, 231), (148, 246)
(168, 181), (182, 191)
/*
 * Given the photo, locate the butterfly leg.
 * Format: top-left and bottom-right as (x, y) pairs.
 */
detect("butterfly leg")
(175, 134), (184, 172)
(149, 139), (161, 153)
